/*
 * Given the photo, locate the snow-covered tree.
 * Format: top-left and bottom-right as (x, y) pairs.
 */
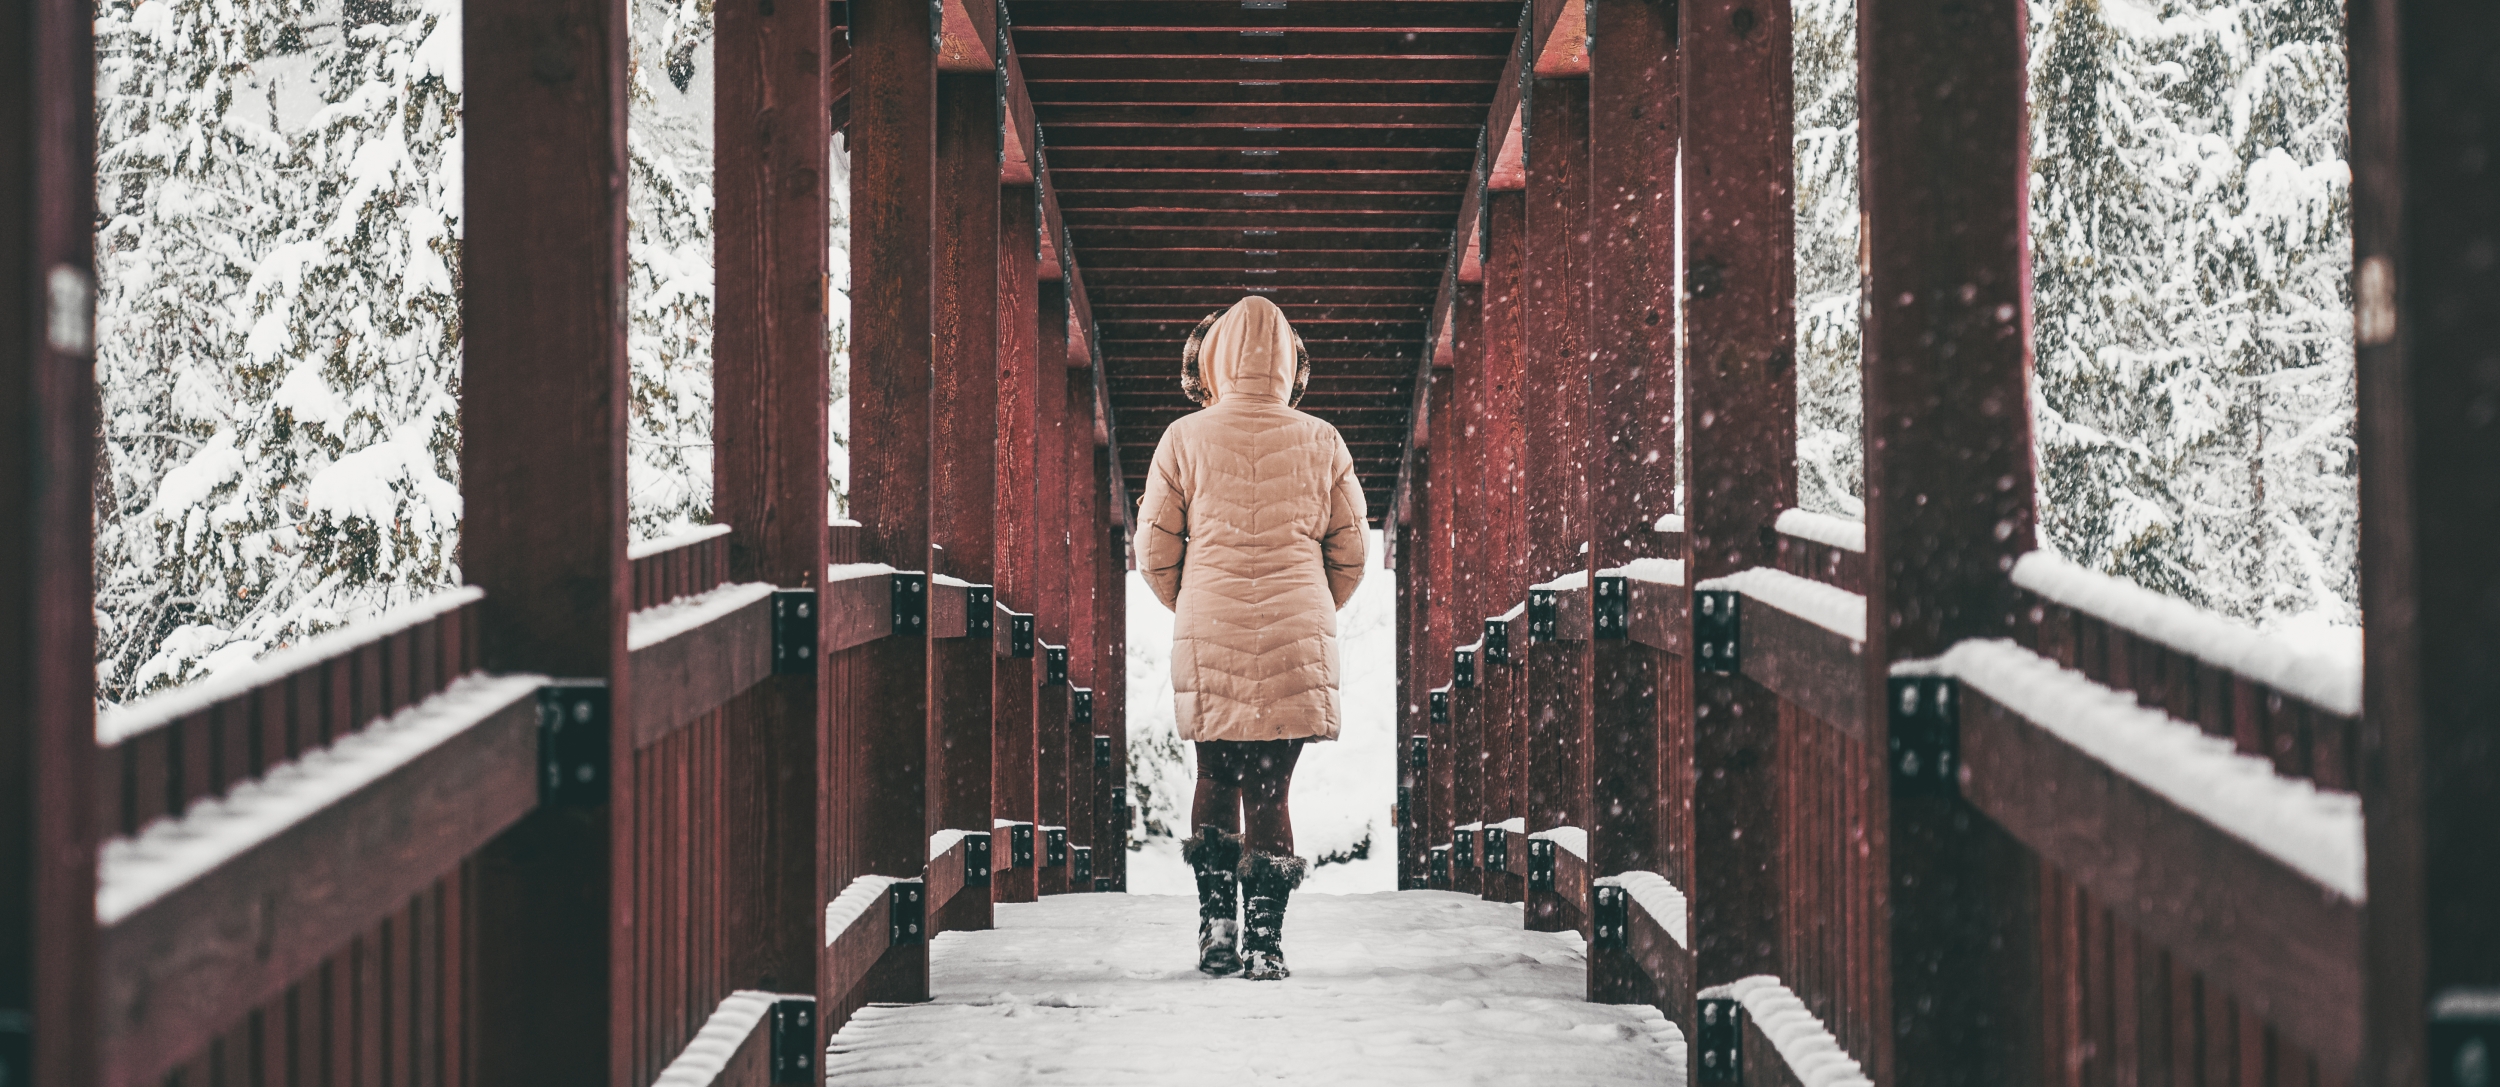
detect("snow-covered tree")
(2028, 0), (2355, 626)
(1793, 0), (1864, 518)
(626, 0), (719, 537)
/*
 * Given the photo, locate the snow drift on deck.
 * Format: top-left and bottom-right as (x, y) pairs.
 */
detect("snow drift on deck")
(823, 892), (1687, 1086)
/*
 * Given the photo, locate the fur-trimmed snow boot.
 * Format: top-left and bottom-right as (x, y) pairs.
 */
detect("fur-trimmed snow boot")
(1183, 825), (1245, 976)
(1237, 850), (1308, 981)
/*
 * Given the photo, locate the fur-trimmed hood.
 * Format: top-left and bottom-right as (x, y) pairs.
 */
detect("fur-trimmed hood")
(1181, 296), (1311, 407)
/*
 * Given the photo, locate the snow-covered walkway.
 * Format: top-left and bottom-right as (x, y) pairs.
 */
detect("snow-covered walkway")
(823, 891), (1687, 1086)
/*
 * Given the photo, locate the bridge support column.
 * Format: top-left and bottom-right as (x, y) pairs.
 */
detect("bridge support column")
(458, 0), (638, 1072)
(1585, 0), (1680, 1006)
(1034, 289), (1073, 898)
(1521, 58), (1593, 934)
(1474, 188), (1531, 907)
(931, 48), (1000, 934)
(1679, 0), (1797, 1028)
(1859, 0), (2045, 1078)
(713, 0), (833, 992)
(1, 0), (98, 1078)
(1093, 478), (1129, 892)
(2351, 1), (2500, 1080)
(993, 200), (1044, 906)
(846, 0), (939, 1007)
(1424, 353), (1463, 888)
(1062, 376), (1100, 888)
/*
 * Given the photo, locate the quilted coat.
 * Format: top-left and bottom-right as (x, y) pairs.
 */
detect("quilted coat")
(1136, 296), (1368, 742)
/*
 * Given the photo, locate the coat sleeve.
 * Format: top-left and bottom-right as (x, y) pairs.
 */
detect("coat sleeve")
(1320, 432), (1368, 609)
(1134, 429), (1190, 611)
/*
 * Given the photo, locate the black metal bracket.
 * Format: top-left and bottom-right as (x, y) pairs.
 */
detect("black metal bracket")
(1072, 845), (1093, 884)
(1072, 688), (1094, 725)
(1430, 688), (1451, 724)
(1428, 845), (1451, 887)
(1408, 734), (1430, 773)
(1454, 645), (1477, 688)
(1483, 826), (1509, 873)
(769, 997), (817, 1085)
(1007, 612), (1035, 658)
(1094, 876), (1117, 892)
(1527, 836), (1556, 891)
(1888, 676), (1961, 796)
(888, 880), (925, 946)
(1044, 826), (1068, 867)
(963, 584), (994, 638)
(1008, 822), (1035, 868)
(1453, 827), (1476, 870)
(772, 589), (818, 674)
(1592, 884), (1629, 950)
(890, 571), (928, 634)
(1528, 587), (1560, 642)
(1482, 616), (1511, 664)
(927, 0), (944, 52)
(1093, 734), (1112, 768)
(537, 681), (611, 808)
(964, 831), (992, 887)
(2432, 987), (2500, 1087)
(1697, 996), (1745, 1083)
(1594, 575), (1629, 640)
(1043, 644), (1068, 687)
(1695, 589), (1740, 674)
(1397, 785), (1413, 825)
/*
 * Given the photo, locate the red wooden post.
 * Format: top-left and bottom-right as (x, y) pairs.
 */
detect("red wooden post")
(1481, 186), (1532, 907)
(1093, 467), (1129, 891)
(931, 49), (1000, 932)
(459, 0), (636, 1072)
(1, 0), (97, 1077)
(1425, 357), (1462, 876)
(1450, 226), (1498, 897)
(1860, 0), (2044, 1076)
(1063, 377), (1100, 882)
(846, 0), (937, 1003)
(1522, 65), (1593, 932)
(2350, 1), (2500, 1081)
(1586, 0), (1679, 1001)
(1396, 450), (1429, 889)
(1680, 0), (1796, 1010)
(993, 197), (1043, 906)
(712, 0), (831, 989)
(1034, 288), (1072, 897)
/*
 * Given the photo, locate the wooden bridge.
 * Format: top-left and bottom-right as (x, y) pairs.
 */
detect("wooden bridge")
(5, 0), (2496, 1084)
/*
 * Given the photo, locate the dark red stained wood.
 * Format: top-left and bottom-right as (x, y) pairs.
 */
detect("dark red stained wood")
(1680, 0), (1794, 1005)
(1017, 28), (1517, 57)
(1063, 375), (1100, 867)
(626, 592), (774, 749)
(1621, 875), (1694, 1025)
(1859, 0), (2043, 1075)
(1738, 602), (1865, 742)
(1957, 684), (2362, 1080)
(458, 0), (635, 1074)
(2349, 0), (2500, 1080)
(99, 688), (541, 1087)
(932, 68), (1001, 934)
(1034, 283), (1074, 897)
(1425, 363), (1460, 859)
(1035, 84), (1501, 111)
(711, 0), (833, 999)
(995, 212), (1046, 906)
(0, 0), (96, 1075)
(1396, 461), (1428, 887)
(845, 0), (937, 1004)
(1014, 1), (1528, 30)
(1092, 457), (1130, 890)
(1519, 76), (1590, 934)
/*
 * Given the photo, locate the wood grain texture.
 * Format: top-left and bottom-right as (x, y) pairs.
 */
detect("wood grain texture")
(627, 592), (774, 749)
(1737, 600), (1865, 742)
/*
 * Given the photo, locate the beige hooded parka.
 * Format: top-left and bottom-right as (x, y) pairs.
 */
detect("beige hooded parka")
(1135, 297), (1368, 742)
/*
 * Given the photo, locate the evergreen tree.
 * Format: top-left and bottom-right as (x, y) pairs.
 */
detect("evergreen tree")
(1793, 0), (1864, 518)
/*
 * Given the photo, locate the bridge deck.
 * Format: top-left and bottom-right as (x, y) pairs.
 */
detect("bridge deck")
(825, 893), (1687, 1086)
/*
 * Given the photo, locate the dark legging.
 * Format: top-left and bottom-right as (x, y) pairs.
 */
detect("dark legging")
(1191, 739), (1305, 855)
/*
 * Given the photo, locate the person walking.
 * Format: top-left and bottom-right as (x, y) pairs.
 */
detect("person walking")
(1135, 295), (1368, 981)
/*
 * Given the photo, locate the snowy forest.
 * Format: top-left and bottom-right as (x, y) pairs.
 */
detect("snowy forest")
(89, 0), (851, 706)
(1793, 0), (2358, 633)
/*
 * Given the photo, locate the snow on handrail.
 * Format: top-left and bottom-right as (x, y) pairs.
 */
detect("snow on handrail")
(1604, 558), (1685, 585)
(627, 522), (733, 562)
(2010, 551), (2361, 717)
(99, 585), (487, 745)
(1596, 870), (1689, 949)
(1654, 513), (1684, 534)
(651, 990), (794, 1087)
(1774, 509), (1865, 553)
(823, 874), (901, 947)
(97, 673), (545, 924)
(1527, 825), (1586, 860)
(931, 828), (969, 861)
(828, 561), (898, 581)
(1694, 568), (1866, 644)
(626, 582), (777, 652)
(1697, 976), (1873, 1087)
(1914, 638), (2365, 900)
(1532, 569), (1590, 591)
